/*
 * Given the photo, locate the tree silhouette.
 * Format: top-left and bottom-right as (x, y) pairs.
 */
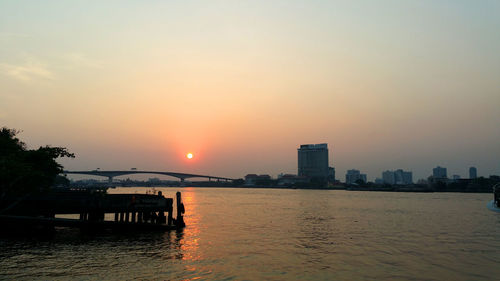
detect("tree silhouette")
(0, 127), (74, 199)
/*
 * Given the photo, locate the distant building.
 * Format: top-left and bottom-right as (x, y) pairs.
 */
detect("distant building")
(374, 178), (384, 185)
(148, 177), (161, 184)
(417, 178), (428, 185)
(277, 174), (308, 186)
(328, 167), (335, 182)
(433, 166), (447, 179)
(453, 175), (461, 181)
(469, 167), (477, 179)
(345, 169), (367, 184)
(396, 169), (413, 185)
(244, 174), (271, 186)
(382, 170), (396, 185)
(382, 169), (413, 185)
(298, 143), (329, 182)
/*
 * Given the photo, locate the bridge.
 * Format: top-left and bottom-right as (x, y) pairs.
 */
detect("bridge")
(63, 170), (235, 183)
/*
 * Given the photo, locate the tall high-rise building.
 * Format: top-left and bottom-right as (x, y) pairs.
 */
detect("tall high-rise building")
(433, 166), (447, 178)
(469, 167), (477, 179)
(298, 143), (329, 181)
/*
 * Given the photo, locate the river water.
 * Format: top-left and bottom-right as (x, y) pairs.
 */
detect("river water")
(1, 187), (499, 280)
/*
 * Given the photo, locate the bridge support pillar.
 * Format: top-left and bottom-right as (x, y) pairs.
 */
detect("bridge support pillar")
(108, 176), (113, 184)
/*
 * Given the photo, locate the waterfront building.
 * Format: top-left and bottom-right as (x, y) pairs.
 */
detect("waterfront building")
(297, 143), (329, 181)
(244, 174), (272, 186)
(382, 171), (396, 184)
(382, 170), (396, 185)
(345, 169), (367, 184)
(328, 167), (335, 182)
(396, 169), (413, 185)
(277, 174), (308, 186)
(433, 166), (447, 179)
(382, 169), (413, 185)
(148, 177), (161, 184)
(417, 178), (428, 185)
(469, 167), (477, 179)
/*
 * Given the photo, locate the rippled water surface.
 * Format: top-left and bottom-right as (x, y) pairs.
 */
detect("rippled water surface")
(1, 188), (499, 280)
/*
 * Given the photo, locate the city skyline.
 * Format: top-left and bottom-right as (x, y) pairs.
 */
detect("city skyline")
(63, 143), (492, 183)
(1, 1), (499, 181)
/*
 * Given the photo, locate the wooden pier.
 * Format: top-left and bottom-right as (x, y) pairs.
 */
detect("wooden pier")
(0, 189), (185, 232)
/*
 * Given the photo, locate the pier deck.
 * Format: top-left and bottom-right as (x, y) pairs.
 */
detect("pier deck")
(0, 189), (185, 232)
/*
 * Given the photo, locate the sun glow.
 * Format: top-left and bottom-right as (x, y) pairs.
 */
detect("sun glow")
(186, 153), (193, 159)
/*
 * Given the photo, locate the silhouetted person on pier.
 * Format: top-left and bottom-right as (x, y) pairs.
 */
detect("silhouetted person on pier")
(173, 192), (185, 227)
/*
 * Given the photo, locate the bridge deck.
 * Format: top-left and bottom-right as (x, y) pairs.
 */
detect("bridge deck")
(64, 170), (235, 181)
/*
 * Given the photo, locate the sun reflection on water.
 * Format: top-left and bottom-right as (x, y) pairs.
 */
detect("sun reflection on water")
(178, 188), (201, 261)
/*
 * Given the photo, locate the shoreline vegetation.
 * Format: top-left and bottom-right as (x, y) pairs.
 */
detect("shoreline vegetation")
(0, 127), (74, 201)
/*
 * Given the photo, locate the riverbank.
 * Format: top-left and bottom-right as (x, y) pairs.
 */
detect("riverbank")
(106, 184), (495, 193)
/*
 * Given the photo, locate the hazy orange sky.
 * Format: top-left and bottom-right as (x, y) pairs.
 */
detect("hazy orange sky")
(1, 1), (499, 181)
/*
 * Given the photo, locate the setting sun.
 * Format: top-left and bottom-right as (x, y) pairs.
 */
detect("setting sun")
(186, 153), (193, 159)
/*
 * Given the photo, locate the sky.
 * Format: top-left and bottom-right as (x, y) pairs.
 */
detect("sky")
(1, 0), (499, 181)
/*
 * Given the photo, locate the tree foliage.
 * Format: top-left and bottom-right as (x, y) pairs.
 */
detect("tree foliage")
(0, 127), (74, 198)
